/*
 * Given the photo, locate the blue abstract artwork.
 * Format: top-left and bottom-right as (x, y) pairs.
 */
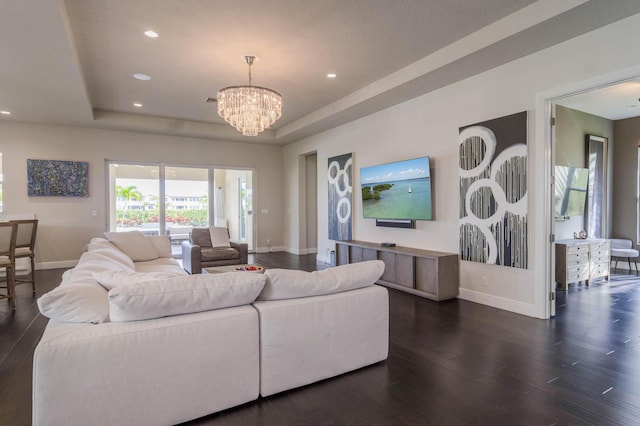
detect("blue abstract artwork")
(27, 159), (89, 197)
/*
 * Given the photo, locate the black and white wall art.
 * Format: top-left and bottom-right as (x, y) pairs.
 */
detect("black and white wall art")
(328, 153), (353, 241)
(459, 112), (528, 269)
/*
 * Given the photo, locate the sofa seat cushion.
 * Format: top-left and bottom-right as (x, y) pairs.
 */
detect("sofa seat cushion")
(258, 260), (385, 301)
(94, 270), (184, 290)
(611, 248), (639, 257)
(201, 247), (240, 261)
(134, 257), (187, 274)
(109, 273), (266, 322)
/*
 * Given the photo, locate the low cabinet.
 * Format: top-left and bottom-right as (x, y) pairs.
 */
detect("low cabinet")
(335, 240), (459, 301)
(555, 239), (610, 289)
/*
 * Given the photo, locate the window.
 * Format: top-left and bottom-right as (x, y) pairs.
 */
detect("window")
(107, 162), (255, 255)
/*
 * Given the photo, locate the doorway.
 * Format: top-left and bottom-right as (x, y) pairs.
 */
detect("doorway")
(543, 72), (640, 317)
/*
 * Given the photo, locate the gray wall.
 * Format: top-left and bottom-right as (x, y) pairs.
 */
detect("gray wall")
(612, 116), (640, 245)
(555, 105), (613, 239)
(0, 121), (284, 267)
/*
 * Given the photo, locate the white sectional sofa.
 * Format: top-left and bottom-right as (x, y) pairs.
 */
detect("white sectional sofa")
(33, 232), (388, 426)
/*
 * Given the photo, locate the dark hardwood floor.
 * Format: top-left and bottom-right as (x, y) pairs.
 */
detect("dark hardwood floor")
(2, 255), (640, 425)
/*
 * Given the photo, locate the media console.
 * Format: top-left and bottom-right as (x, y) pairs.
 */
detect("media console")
(335, 240), (459, 301)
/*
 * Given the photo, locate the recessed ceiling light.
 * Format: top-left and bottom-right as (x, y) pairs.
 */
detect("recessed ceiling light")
(144, 30), (159, 38)
(327, 73), (337, 79)
(0, 110), (10, 115)
(133, 103), (143, 108)
(133, 73), (151, 81)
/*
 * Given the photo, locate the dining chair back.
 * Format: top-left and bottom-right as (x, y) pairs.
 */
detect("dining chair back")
(0, 222), (18, 309)
(11, 219), (38, 294)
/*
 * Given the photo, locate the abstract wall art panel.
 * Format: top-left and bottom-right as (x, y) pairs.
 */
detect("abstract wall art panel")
(459, 111), (528, 269)
(27, 159), (89, 197)
(328, 153), (352, 241)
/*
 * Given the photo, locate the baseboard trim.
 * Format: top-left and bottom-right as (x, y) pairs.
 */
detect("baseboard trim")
(35, 260), (78, 270)
(458, 288), (538, 318)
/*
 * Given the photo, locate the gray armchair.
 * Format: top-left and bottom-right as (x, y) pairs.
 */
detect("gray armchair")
(181, 227), (248, 274)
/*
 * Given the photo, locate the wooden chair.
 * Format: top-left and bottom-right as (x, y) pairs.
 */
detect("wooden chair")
(0, 222), (18, 310)
(11, 219), (38, 294)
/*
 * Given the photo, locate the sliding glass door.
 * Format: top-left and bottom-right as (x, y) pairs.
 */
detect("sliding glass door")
(164, 166), (210, 252)
(108, 162), (254, 255)
(108, 163), (161, 234)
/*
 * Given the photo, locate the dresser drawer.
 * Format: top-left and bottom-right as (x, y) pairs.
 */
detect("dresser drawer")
(591, 249), (610, 263)
(566, 252), (589, 266)
(590, 261), (610, 279)
(565, 264), (589, 282)
(566, 244), (590, 255)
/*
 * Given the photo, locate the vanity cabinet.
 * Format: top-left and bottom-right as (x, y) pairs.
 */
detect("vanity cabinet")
(335, 240), (459, 301)
(555, 239), (610, 289)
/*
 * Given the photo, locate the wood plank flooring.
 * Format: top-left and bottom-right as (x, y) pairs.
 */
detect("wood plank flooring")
(1, 255), (640, 425)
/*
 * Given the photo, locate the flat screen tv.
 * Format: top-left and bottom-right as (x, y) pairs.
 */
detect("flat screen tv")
(554, 165), (588, 221)
(360, 156), (432, 221)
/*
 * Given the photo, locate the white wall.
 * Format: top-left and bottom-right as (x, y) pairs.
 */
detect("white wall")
(284, 13), (640, 318)
(0, 122), (283, 268)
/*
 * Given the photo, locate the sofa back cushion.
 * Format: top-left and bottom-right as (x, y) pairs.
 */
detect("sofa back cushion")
(191, 227), (232, 248)
(109, 273), (267, 322)
(191, 228), (212, 247)
(38, 284), (110, 324)
(258, 260), (385, 300)
(104, 231), (159, 262)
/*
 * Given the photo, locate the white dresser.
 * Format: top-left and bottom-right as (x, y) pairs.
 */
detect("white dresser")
(555, 239), (610, 289)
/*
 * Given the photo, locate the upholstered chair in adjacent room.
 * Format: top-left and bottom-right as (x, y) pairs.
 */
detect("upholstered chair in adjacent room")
(609, 238), (639, 272)
(181, 227), (248, 274)
(0, 222), (18, 310)
(11, 219), (38, 294)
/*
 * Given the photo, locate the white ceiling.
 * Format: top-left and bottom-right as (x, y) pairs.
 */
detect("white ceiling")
(1, 0), (640, 144)
(555, 78), (640, 120)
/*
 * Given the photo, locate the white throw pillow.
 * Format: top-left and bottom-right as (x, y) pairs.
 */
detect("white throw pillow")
(93, 270), (181, 290)
(146, 235), (172, 258)
(208, 227), (231, 248)
(37, 284), (110, 324)
(104, 231), (159, 262)
(109, 273), (266, 322)
(258, 260), (385, 300)
(87, 247), (136, 271)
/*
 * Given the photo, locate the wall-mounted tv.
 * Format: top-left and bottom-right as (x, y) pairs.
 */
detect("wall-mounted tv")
(360, 156), (432, 221)
(554, 165), (588, 221)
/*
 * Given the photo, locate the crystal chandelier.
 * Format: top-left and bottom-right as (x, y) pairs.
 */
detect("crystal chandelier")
(216, 56), (282, 136)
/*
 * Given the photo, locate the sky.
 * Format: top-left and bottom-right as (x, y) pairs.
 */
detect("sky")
(360, 157), (431, 185)
(117, 178), (208, 197)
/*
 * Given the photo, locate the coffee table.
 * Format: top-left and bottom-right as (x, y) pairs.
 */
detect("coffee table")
(203, 264), (265, 274)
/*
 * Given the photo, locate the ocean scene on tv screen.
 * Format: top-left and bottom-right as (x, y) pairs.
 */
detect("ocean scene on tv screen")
(360, 157), (432, 220)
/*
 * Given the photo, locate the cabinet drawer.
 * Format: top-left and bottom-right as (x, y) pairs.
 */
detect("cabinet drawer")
(591, 249), (610, 262)
(590, 241), (610, 251)
(566, 264), (589, 281)
(566, 252), (589, 266)
(566, 244), (590, 255)
(590, 261), (610, 278)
